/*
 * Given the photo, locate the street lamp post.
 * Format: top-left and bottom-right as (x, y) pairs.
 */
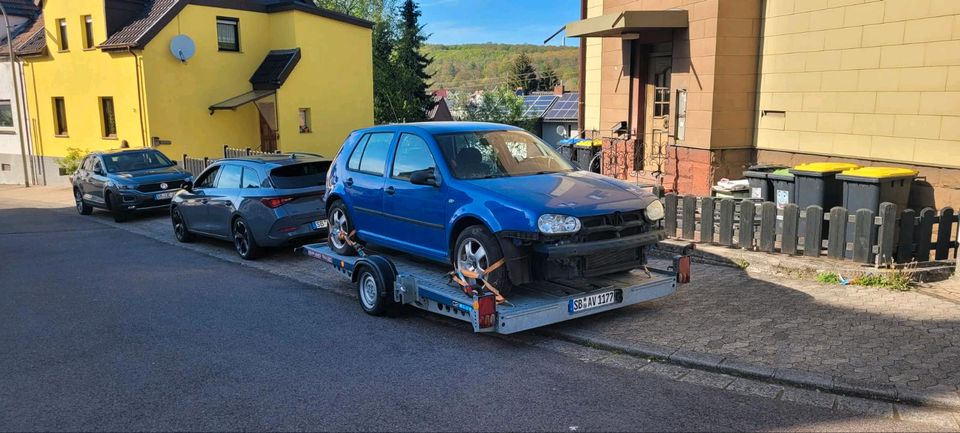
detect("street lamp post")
(0, 3), (30, 187)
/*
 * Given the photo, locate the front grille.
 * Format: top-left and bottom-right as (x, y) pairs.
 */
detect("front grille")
(136, 181), (188, 193)
(578, 210), (647, 242)
(584, 247), (641, 270)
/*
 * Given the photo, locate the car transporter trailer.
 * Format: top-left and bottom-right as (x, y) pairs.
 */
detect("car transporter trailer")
(299, 243), (691, 334)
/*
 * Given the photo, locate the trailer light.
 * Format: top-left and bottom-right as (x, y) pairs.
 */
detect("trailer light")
(476, 294), (497, 329)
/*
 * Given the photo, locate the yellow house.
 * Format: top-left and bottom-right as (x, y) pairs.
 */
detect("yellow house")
(20, 0), (373, 185)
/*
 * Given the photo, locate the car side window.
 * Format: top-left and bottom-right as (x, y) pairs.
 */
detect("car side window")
(391, 133), (436, 180)
(91, 158), (103, 175)
(80, 156), (92, 171)
(241, 167), (261, 188)
(195, 166), (220, 189)
(216, 164), (243, 189)
(347, 132), (393, 176)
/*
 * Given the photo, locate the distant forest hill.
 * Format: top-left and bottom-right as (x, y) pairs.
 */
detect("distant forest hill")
(423, 44), (579, 93)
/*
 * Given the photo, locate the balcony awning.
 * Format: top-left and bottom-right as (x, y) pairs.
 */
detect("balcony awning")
(208, 90), (275, 113)
(566, 10), (688, 37)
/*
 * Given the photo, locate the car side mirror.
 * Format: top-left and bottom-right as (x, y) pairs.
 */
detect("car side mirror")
(409, 170), (439, 187)
(171, 161), (178, 166)
(94, 168), (104, 176)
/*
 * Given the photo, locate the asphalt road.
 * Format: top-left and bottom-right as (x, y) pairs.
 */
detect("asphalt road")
(0, 201), (937, 431)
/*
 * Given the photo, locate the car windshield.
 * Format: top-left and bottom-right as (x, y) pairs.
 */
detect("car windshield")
(434, 130), (574, 179)
(103, 150), (174, 173)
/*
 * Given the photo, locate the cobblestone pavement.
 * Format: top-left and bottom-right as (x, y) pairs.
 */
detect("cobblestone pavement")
(549, 260), (960, 402)
(8, 186), (960, 411)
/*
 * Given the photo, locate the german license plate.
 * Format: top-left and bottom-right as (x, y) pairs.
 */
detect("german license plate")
(154, 192), (175, 200)
(568, 290), (620, 314)
(311, 220), (328, 230)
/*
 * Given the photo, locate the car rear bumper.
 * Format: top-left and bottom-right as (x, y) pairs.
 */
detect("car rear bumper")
(261, 212), (328, 246)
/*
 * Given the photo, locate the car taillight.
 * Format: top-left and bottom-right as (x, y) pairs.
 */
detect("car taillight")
(261, 197), (295, 209)
(474, 293), (497, 330)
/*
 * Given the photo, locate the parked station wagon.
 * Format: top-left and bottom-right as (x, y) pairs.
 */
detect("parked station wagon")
(324, 122), (666, 294)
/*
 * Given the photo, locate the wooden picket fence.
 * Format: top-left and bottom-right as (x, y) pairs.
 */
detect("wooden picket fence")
(663, 193), (959, 265)
(223, 145), (281, 158)
(181, 154), (213, 176)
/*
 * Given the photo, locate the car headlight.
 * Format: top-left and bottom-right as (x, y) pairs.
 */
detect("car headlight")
(115, 183), (135, 190)
(645, 200), (665, 222)
(538, 214), (581, 234)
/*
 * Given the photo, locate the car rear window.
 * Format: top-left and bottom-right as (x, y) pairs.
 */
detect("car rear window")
(269, 161), (331, 189)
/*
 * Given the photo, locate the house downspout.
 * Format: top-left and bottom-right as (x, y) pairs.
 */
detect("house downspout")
(577, 0), (586, 137)
(16, 60), (35, 185)
(750, 0), (767, 163)
(129, 47), (148, 148)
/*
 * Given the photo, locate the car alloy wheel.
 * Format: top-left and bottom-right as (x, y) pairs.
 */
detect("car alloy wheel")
(233, 220), (252, 256)
(75, 190), (83, 212)
(457, 238), (488, 284)
(329, 207), (349, 250)
(171, 209), (193, 242)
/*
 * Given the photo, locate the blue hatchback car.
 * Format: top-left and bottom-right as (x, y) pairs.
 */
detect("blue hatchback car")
(325, 122), (665, 294)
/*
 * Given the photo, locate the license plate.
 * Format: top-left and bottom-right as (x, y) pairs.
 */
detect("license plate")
(311, 220), (328, 230)
(154, 192), (175, 200)
(568, 290), (620, 314)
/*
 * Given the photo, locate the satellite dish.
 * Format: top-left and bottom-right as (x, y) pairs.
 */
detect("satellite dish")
(556, 125), (568, 138)
(169, 35), (196, 63)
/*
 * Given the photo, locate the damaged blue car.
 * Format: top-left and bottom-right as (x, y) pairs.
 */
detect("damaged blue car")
(324, 122), (665, 294)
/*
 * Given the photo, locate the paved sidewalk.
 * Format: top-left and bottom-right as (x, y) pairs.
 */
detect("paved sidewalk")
(6, 186), (960, 411)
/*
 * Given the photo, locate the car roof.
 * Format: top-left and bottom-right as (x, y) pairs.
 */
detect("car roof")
(357, 121), (525, 135)
(92, 147), (164, 157)
(218, 153), (330, 167)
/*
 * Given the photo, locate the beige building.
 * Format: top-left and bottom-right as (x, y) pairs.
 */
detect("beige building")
(572, 0), (960, 208)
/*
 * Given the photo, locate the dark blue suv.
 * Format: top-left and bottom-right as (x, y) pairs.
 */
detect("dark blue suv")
(325, 122), (665, 294)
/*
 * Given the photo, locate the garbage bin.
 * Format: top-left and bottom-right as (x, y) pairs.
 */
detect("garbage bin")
(743, 164), (787, 202)
(838, 167), (918, 213)
(574, 139), (602, 173)
(789, 162), (861, 210)
(768, 168), (796, 209)
(555, 139), (577, 163)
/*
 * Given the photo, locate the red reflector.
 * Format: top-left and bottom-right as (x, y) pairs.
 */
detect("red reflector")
(278, 226), (298, 233)
(261, 197), (295, 209)
(477, 294), (497, 329)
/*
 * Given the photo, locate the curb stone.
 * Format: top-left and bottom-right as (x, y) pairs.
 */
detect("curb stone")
(543, 327), (960, 411)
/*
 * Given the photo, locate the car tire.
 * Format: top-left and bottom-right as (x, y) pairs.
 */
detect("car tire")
(454, 225), (512, 296)
(74, 188), (92, 215)
(327, 200), (357, 256)
(232, 217), (262, 260)
(108, 193), (130, 223)
(171, 207), (195, 243)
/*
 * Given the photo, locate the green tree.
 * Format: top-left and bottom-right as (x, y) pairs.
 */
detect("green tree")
(537, 64), (560, 92)
(392, 0), (435, 122)
(508, 52), (538, 94)
(453, 87), (536, 131)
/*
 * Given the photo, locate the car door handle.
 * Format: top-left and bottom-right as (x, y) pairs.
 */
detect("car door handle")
(344, 177), (354, 187)
(385, 186), (395, 195)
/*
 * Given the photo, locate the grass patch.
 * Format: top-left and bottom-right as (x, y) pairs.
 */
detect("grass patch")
(816, 272), (842, 284)
(734, 258), (750, 270)
(815, 271), (913, 291)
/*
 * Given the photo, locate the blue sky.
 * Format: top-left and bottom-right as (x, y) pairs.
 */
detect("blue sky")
(419, 0), (581, 46)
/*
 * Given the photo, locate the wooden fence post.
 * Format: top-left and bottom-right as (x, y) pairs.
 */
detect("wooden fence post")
(739, 201), (756, 250)
(245, 147), (252, 156)
(664, 193), (678, 237)
(828, 207), (848, 260)
(682, 195), (697, 240)
(876, 203), (897, 265)
(759, 202), (777, 252)
(896, 209), (916, 263)
(719, 199), (735, 246)
(935, 207), (955, 260)
(782, 204), (800, 255)
(853, 209), (875, 264)
(700, 197), (715, 244)
(223, 144), (229, 158)
(915, 208), (936, 262)
(804, 206), (823, 257)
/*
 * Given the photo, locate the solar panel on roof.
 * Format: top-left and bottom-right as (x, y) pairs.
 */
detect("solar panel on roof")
(544, 93), (579, 120)
(521, 94), (559, 118)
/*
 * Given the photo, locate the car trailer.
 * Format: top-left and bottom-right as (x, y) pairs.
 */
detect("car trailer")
(299, 243), (691, 334)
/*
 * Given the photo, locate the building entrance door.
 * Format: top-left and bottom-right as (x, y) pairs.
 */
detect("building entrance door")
(642, 55), (672, 177)
(255, 99), (279, 153)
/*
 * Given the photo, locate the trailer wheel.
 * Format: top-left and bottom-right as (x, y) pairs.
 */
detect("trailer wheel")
(355, 258), (397, 316)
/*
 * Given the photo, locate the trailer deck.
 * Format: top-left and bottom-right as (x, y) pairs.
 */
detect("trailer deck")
(301, 243), (683, 334)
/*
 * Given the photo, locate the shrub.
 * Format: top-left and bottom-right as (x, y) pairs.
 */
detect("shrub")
(57, 147), (87, 175)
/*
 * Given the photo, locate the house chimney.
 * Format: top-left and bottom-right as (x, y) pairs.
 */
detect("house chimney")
(553, 84), (564, 95)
